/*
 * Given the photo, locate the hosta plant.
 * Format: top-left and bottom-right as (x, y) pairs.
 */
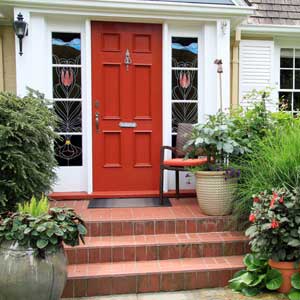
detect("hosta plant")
(0, 196), (87, 258)
(288, 273), (300, 300)
(246, 188), (300, 263)
(229, 253), (283, 296)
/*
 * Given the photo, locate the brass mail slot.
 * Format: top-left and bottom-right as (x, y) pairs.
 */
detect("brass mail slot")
(119, 122), (137, 128)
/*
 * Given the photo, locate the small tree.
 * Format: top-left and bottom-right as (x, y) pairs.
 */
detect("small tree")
(0, 90), (57, 211)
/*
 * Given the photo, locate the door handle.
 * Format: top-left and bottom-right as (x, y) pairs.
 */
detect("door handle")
(95, 112), (99, 133)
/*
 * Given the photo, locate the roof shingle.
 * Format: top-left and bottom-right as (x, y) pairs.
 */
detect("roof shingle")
(247, 0), (300, 25)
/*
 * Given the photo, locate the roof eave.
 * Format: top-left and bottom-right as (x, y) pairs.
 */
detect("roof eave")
(0, 0), (255, 19)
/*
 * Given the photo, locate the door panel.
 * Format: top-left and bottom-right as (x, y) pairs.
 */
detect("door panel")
(91, 22), (162, 193)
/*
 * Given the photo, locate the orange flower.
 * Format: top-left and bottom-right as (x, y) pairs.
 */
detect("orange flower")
(249, 214), (256, 223)
(271, 219), (279, 229)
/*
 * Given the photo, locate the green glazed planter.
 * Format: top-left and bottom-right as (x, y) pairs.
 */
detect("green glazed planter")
(0, 241), (67, 300)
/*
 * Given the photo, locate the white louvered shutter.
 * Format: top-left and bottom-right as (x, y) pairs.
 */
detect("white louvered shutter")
(239, 40), (275, 108)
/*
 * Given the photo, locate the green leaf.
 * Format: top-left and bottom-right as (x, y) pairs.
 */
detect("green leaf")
(265, 269), (283, 290)
(241, 286), (260, 297)
(229, 280), (244, 292)
(288, 239), (300, 247)
(237, 272), (256, 285)
(291, 272), (300, 289)
(36, 225), (46, 232)
(57, 214), (65, 221)
(249, 274), (266, 287)
(24, 227), (32, 234)
(77, 224), (87, 235)
(36, 239), (48, 249)
(231, 270), (247, 280)
(223, 142), (234, 153)
(54, 227), (64, 236)
(288, 288), (300, 300)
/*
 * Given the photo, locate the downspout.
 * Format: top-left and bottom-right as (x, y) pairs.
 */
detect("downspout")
(231, 28), (241, 108)
(0, 33), (4, 91)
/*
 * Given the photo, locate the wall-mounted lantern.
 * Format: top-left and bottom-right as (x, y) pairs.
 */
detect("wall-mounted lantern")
(13, 13), (28, 56)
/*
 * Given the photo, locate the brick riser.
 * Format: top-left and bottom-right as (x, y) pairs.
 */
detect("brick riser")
(62, 257), (244, 298)
(85, 217), (236, 237)
(66, 240), (249, 264)
(63, 270), (237, 297)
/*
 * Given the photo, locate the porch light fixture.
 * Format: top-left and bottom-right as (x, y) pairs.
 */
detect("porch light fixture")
(13, 13), (28, 56)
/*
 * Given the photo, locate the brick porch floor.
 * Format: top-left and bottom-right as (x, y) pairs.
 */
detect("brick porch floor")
(52, 198), (248, 298)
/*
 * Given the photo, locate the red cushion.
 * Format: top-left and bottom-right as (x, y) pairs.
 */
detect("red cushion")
(163, 157), (207, 167)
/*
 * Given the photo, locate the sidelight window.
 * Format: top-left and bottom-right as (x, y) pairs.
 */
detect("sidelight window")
(171, 37), (199, 147)
(52, 32), (83, 166)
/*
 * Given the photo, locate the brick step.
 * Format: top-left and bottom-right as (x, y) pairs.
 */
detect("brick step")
(85, 215), (236, 236)
(65, 232), (249, 264)
(62, 255), (244, 298)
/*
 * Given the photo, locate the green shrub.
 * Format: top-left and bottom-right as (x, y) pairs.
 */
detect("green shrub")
(0, 91), (57, 211)
(232, 122), (300, 221)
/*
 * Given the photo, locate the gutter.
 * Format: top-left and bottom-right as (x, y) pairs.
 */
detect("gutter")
(239, 24), (300, 35)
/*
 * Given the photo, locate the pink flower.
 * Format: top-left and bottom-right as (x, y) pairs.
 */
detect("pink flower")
(279, 196), (284, 204)
(61, 69), (74, 87)
(179, 72), (190, 89)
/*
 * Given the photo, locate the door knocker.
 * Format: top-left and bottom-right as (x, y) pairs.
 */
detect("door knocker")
(124, 49), (132, 71)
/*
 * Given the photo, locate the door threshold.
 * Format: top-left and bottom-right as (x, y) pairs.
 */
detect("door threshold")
(49, 190), (196, 200)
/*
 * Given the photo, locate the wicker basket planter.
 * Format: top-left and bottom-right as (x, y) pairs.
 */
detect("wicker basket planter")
(195, 171), (237, 216)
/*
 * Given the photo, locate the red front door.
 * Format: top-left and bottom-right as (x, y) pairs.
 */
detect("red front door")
(91, 22), (162, 194)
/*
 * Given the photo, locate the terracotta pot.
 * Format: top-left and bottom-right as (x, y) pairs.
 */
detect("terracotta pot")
(0, 241), (67, 300)
(195, 171), (237, 216)
(269, 259), (300, 294)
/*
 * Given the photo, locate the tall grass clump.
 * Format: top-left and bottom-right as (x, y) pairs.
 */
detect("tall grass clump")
(232, 121), (300, 221)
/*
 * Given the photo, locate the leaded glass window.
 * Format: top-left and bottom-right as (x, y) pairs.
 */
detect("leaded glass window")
(52, 32), (83, 166)
(171, 37), (199, 147)
(279, 48), (300, 114)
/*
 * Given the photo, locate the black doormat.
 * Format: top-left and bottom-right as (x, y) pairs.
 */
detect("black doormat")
(88, 197), (172, 208)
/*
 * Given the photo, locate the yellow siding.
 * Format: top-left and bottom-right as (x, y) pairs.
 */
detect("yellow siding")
(0, 25), (16, 93)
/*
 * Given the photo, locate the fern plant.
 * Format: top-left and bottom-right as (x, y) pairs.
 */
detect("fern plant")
(18, 195), (50, 217)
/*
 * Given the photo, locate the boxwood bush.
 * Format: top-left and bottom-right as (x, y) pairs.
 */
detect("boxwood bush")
(0, 91), (57, 211)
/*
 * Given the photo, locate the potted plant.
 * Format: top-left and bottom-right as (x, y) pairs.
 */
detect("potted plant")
(0, 196), (87, 300)
(185, 111), (247, 215)
(246, 188), (300, 294)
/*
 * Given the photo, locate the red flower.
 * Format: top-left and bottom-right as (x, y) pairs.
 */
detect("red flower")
(249, 214), (256, 223)
(270, 192), (278, 208)
(279, 196), (284, 203)
(271, 219), (279, 229)
(253, 197), (260, 203)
